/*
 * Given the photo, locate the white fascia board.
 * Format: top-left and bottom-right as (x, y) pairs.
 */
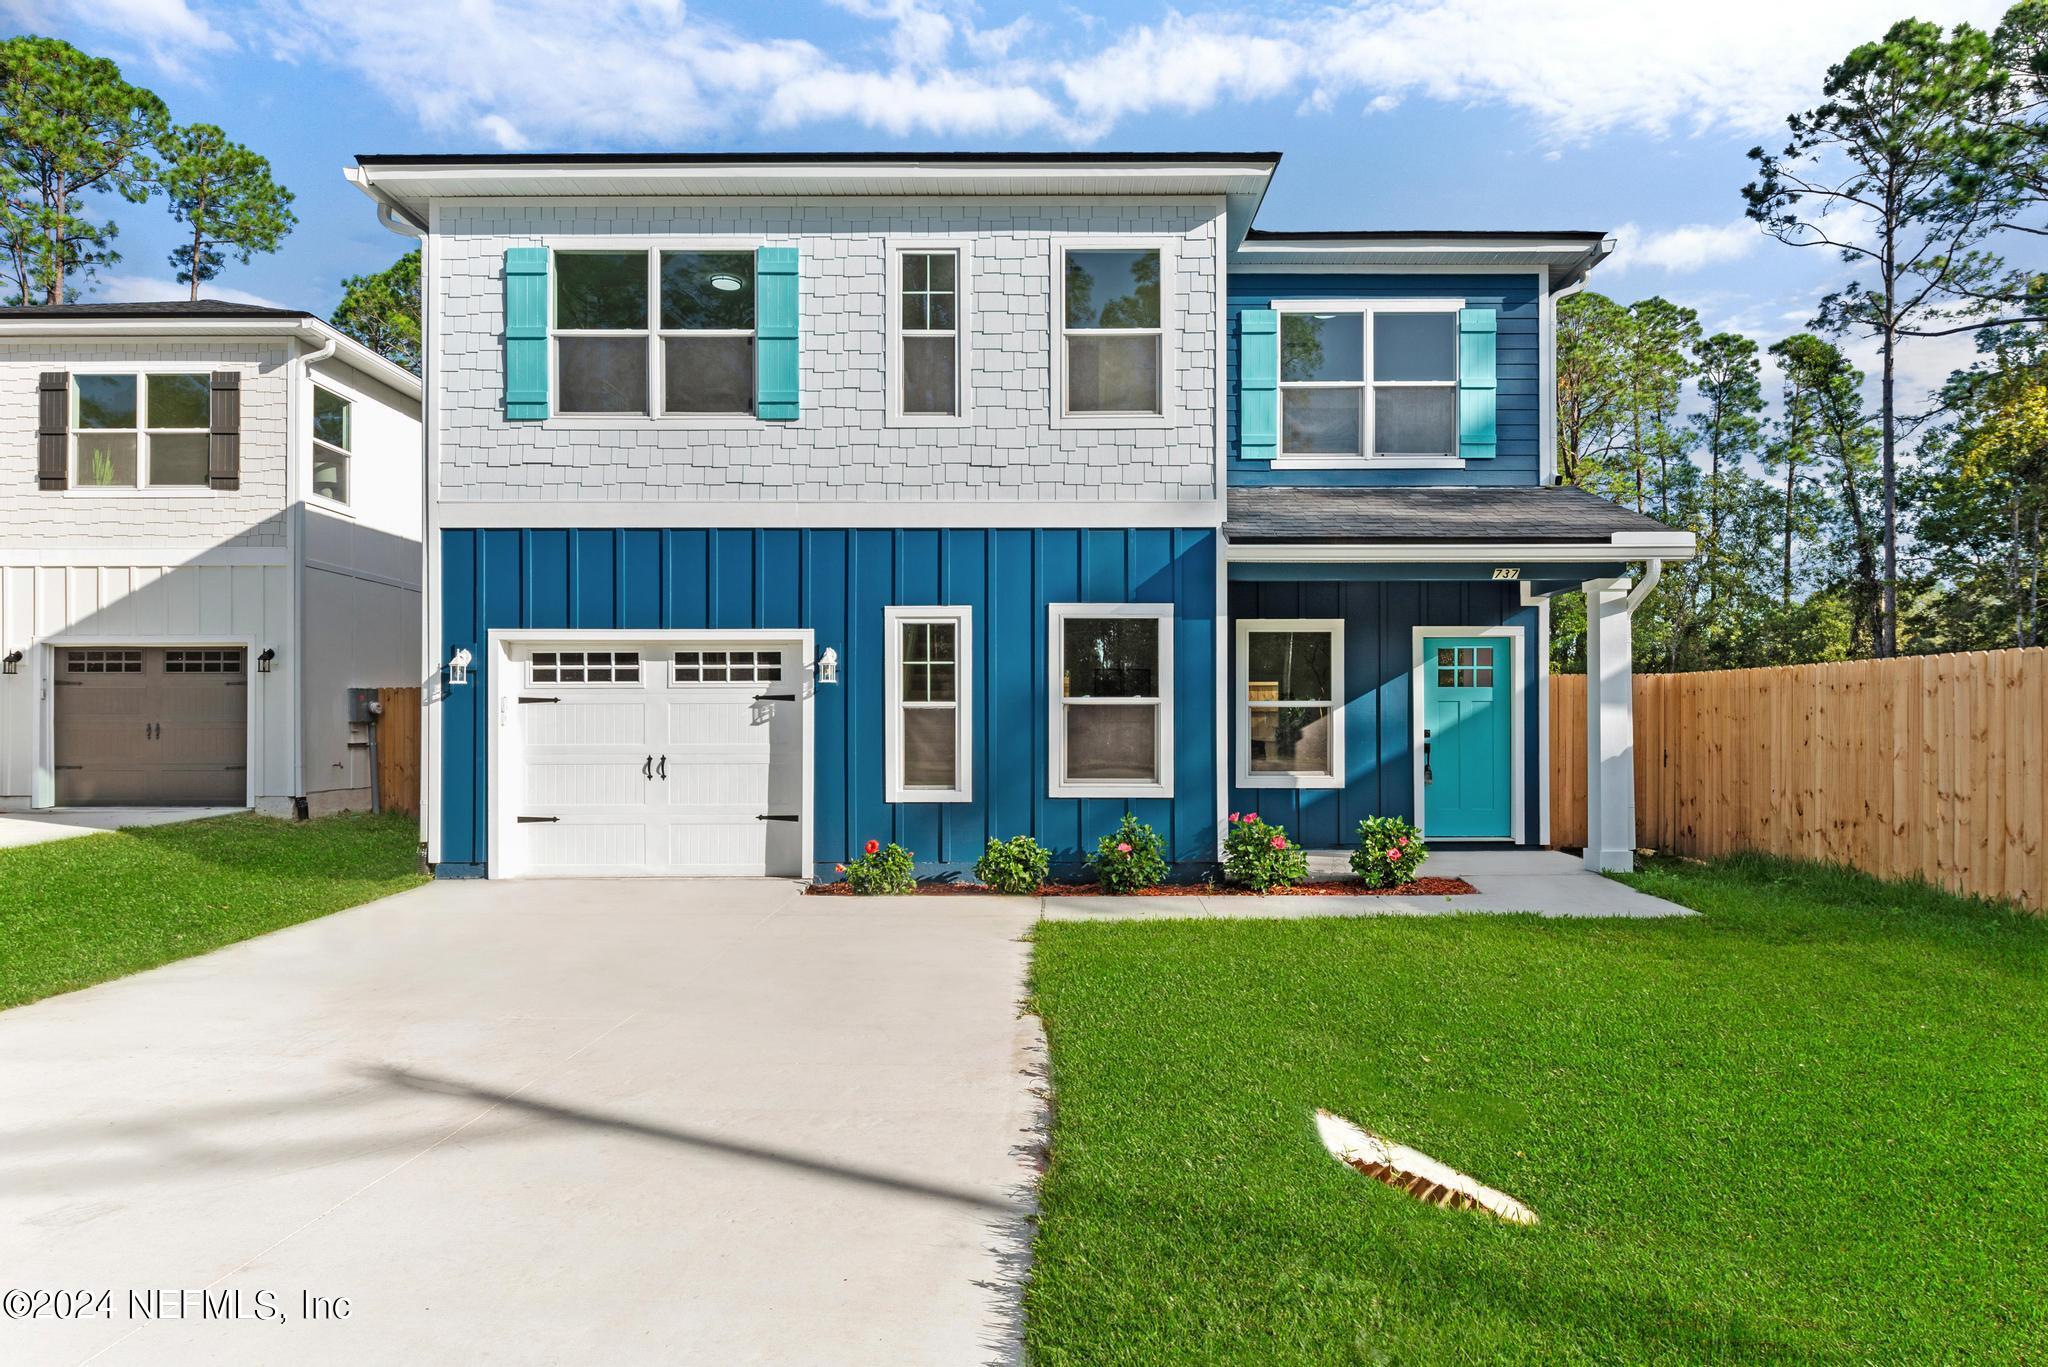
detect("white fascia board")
(1225, 537), (1696, 564)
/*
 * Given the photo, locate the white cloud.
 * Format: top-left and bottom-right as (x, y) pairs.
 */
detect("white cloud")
(90, 273), (286, 308)
(25, 0), (2017, 149)
(1607, 220), (1764, 275)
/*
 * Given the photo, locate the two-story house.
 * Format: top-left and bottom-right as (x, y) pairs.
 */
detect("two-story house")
(0, 303), (423, 817)
(347, 151), (1688, 881)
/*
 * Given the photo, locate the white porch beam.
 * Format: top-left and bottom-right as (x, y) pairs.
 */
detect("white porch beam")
(1582, 575), (1637, 873)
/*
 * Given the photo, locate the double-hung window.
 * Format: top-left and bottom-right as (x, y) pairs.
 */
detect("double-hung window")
(891, 247), (964, 420)
(553, 249), (755, 417)
(884, 606), (972, 802)
(1236, 619), (1344, 788)
(72, 373), (210, 489)
(312, 385), (351, 504)
(1278, 304), (1459, 463)
(1059, 245), (1164, 417)
(1049, 604), (1173, 798)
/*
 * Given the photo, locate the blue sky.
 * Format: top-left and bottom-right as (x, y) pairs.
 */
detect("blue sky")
(4, 0), (2015, 403)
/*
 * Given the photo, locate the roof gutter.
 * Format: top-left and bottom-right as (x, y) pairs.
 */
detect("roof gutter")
(1222, 535), (1696, 564)
(344, 166), (427, 235)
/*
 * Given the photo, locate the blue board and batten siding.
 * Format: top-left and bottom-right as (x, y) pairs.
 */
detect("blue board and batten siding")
(438, 527), (1219, 878)
(1227, 272), (1541, 487)
(1226, 578), (1541, 847)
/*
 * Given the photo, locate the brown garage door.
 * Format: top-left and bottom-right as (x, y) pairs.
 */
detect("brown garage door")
(53, 648), (248, 805)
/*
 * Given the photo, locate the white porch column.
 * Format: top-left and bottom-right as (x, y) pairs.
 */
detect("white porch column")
(1582, 576), (1636, 873)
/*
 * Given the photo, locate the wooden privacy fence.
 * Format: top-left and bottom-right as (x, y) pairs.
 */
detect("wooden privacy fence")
(1550, 648), (2047, 912)
(373, 687), (421, 818)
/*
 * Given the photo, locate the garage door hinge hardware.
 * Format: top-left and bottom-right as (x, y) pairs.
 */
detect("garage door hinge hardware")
(518, 695), (560, 704)
(517, 815), (560, 823)
(754, 693), (796, 702)
(756, 814), (800, 822)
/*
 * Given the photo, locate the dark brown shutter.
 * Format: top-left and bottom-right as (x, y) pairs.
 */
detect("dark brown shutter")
(36, 371), (68, 490)
(208, 370), (240, 491)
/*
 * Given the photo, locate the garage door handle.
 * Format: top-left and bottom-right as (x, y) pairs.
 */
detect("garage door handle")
(642, 755), (653, 779)
(754, 693), (796, 702)
(756, 814), (800, 822)
(517, 816), (559, 823)
(657, 755), (666, 780)
(519, 695), (560, 704)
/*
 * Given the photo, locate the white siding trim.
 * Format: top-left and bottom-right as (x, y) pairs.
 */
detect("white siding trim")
(435, 499), (1225, 530)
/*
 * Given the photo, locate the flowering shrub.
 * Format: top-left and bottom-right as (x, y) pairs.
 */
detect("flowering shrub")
(1349, 816), (1427, 888)
(975, 834), (1052, 895)
(1088, 814), (1168, 893)
(1222, 811), (1310, 892)
(840, 838), (916, 895)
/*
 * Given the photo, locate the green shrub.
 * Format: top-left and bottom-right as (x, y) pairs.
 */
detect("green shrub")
(840, 838), (916, 895)
(1088, 814), (1169, 893)
(975, 834), (1052, 895)
(1350, 816), (1427, 888)
(1222, 811), (1311, 892)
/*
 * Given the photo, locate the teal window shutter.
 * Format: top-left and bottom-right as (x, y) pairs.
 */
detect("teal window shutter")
(755, 246), (800, 420)
(1458, 307), (1497, 460)
(1239, 308), (1278, 460)
(503, 247), (549, 421)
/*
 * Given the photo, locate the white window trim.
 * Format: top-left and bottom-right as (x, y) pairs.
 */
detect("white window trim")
(1234, 617), (1345, 791)
(1047, 601), (1175, 800)
(1270, 298), (1465, 470)
(883, 605), (973, 803)
(1050, 237), (1176, 430)
(885, 238), (973, 429)
(546, 240), (768, 429)
(1408, 623), (1526, 845)
(64, 369), (214, 497)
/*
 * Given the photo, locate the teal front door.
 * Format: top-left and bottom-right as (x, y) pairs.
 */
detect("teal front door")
(1421, 636), (1513, 839)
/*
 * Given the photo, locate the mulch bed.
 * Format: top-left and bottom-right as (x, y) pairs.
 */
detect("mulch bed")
(806, 876), (1476, 897)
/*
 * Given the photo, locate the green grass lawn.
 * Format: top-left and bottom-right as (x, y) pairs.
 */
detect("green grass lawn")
(1026, 855), (2048, 1365)
(0, 812), (427, 1010)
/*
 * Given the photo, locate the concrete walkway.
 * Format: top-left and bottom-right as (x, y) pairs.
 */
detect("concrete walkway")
(1039, 849), (1693, 920)
(0, 881), (1043, 1366)
(0, 806), (241, 850)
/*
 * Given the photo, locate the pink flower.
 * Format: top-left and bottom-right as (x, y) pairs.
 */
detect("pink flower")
(1386, 848), (1401, 862)
(1116, 841), (1132, 854)
(865, 839), (880, 856)
(834, 864), (847, 873)
(1229, 811), (1241, 823)
(1397, 836), (1409, 847)
(1269, 835), (1286, 850)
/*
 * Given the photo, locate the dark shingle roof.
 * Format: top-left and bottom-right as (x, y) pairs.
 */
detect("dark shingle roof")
(1224, 485), (1680, 544)
(0, 301), (313, 320)
(1242, 228), (1608, 242)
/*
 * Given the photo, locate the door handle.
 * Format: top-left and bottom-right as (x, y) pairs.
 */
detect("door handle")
(657, 755), (667, 781)
(1423, 729), (1433, 785)
(643, 755), (653, 780)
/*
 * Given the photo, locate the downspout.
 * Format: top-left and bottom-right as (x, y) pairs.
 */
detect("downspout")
(1623, 557), (1663, 613)
(290, 326), (339, 817)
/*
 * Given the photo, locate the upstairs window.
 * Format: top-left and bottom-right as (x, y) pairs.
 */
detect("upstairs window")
(1278, 305), (1459, 461)
(73, 372), (210, 489)
(1060, 246), (1163, 417)
(895, 249), (961, 419)
(313, 385), (351, 504)
(553, 249), (755, 417)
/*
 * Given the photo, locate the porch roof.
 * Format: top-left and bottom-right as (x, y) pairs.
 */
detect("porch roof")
(1223, 485), (1693, 555)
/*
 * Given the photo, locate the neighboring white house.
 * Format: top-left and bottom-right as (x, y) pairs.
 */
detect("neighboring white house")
(0, 302), (423, 817)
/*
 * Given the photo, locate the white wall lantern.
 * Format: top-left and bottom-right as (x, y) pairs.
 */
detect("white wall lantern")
(448, 647), (474, 686)
(814, 646), (838, 686)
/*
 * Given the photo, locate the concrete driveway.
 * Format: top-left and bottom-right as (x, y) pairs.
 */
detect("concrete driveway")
(0, 881), (1043, 1366)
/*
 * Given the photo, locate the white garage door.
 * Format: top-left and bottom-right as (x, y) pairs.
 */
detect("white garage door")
(503, 640), (805, 877)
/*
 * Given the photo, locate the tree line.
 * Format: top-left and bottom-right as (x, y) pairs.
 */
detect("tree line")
(1557, 2), (2048, 671)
